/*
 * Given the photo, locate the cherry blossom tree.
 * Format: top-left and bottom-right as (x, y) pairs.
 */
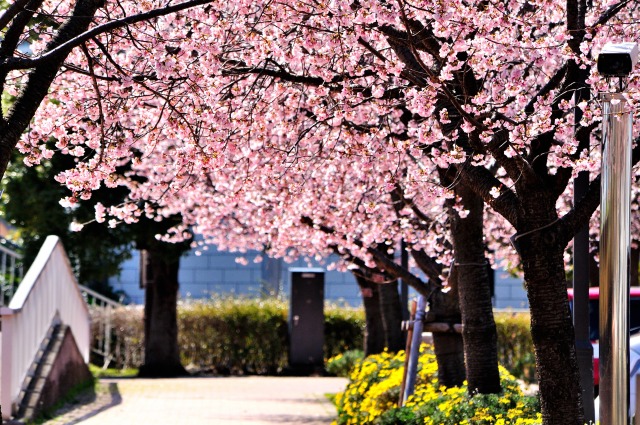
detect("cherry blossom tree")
(4, 0), (640, 422)
(0, 0), (226, 382)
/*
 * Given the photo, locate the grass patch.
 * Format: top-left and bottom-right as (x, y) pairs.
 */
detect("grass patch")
(89, 364), (138, 378)
(325, 393), (338, 404)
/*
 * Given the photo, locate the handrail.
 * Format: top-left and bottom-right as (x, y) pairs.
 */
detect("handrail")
(78, 284), (123, 309)
(0, 242), (24, 306)
(0, 236), (90, 420)
(78, 284), (124, 368)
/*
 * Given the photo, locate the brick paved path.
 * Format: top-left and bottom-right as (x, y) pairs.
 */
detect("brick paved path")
(42, 376), (348, 425)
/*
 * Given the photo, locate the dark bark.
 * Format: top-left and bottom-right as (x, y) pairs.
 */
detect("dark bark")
(378, 279), (404, 352)
(138, 244), (187, 377)
(354, 273), (386, 355)
(353, 269), (404, 355)
(425, 272), (466, 388)
(450, 184), (501, 394)
(432, 332), (466, 388)
(516, 193), (584, 425)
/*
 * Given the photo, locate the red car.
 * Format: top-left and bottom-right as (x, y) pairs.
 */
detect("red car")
(567, 286), (640, 390)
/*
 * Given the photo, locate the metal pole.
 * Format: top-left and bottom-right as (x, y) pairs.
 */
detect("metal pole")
(400, 240), (409, 322)
(574, 73), (595, 421)
(402, 295), (426, 403)
(399, 299), (417, 407)
(575, 170), (595, 422)
(600, 92), (632, 425)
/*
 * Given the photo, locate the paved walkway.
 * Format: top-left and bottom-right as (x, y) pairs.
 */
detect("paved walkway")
(42, 376), (348, 425)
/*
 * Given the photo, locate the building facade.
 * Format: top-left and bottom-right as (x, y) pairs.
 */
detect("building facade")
(109, 245), (529, 309)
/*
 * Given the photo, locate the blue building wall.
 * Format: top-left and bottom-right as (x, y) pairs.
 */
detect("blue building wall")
(109, 246), (363, 305)
(109, 246), (529, 309)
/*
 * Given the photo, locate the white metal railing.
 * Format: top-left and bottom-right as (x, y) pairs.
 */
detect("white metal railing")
(78, 284), (124, 368)
(0, 243), (24, 306)
(0, 236), (90, 419)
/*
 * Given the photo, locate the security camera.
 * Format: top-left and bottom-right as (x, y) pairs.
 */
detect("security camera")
(597, 42), (639, 77)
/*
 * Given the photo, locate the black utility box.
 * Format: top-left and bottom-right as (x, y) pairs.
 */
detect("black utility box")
(288, 268), (325, 371)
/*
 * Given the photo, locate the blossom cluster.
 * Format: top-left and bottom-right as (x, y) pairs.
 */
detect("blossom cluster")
(10, 0), (639, 270)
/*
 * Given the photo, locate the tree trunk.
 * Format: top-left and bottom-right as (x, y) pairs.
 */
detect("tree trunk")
(450, 184), (501, 394)
(138, 245), (187, 377)
(354, 273), (386, 355)
(425, 275), (466, 388)
(432, 331), (466, 388)
(378, 279), (404, 352)
(516, 198), (584, 424)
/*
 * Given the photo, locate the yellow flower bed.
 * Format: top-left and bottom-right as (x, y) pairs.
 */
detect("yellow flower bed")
(333, 344), (541, 425)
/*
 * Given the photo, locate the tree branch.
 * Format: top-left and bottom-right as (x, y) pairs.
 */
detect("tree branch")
(592, 0), (632, 28)
(486, 128), (538, 186)
(368, 249), (435, 296)
(0, 0), (106, 178)
(557, 174), (600, 247)
(0, 0), (32, 31)
(0, 0), (216, 72)
(389, 184), (433, 229)
(524, 64), (568, 116)
(299, 215), (435, 295)
(456, 163), (520, 227)
(223, 63), (332, 88)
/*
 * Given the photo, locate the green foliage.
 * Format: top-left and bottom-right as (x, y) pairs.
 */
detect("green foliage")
(325, 303), (366, 358)
(2, 152), (134, 297)
(327, 349), (365, 377)
(92, 298), (364, 374)
(1, 147), (191, 301)
(96, 301), (534, 384)
(334, 345), (541, 425)
(178, 298), (289, 374)
(495, 312), (536, 383)
(88, 364), (138, 378)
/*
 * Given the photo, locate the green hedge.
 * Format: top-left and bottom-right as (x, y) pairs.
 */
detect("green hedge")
(178, 298), (290, 374)
(495, 312), (536, 383)
(92, 298), (364, 373)
(325, 304), (367, 358)
(92, 302), (534, 381)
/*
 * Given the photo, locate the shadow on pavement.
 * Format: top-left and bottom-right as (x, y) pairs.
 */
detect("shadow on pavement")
(55, 382), (122, 425)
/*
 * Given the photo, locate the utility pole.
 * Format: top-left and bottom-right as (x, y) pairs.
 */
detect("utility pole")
(598, 41), (638, 424)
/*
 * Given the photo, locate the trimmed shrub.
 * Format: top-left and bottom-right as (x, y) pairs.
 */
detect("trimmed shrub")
(178, 298), (289, 374)
(495, 312), (536, 383)
(325, 304), (366, 358)
(334, 345), (541, 425)
(91, 301), (535, 382)
(90, 298), (364, 374)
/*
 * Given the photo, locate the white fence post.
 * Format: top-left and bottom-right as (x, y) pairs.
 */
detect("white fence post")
(1, 311), (15, 420)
